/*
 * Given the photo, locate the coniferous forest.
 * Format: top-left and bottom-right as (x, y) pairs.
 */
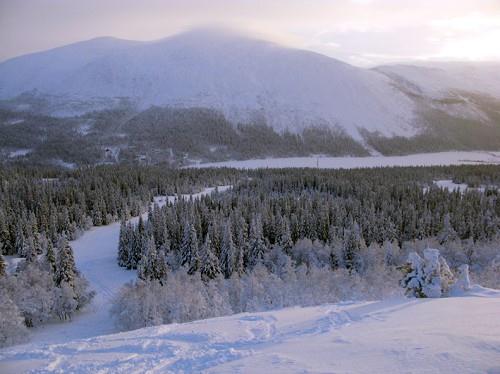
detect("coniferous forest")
(1, 164), (499, 344)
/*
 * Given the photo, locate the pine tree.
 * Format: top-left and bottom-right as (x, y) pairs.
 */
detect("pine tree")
(23, 235), (36, 263)
(45, 240), (57, 274)
(130, 227), (143, 269)
(342, 222), (363, 273)
(14, 223), (25, 257)
(200, 233), (221, 281)
(0, 253), (6, 277)
(329, 249), (339, 271)
(278, 217), (293, 254)
(138, 236), (157, 281)
(220, 223), (235, 278)
(437, 213), (458, 244)
(248, 215), (266, 268)
(56, 238), (77, 288)
(0, 211), (13, 255)
(180, 222), (199, 274)
(155, 248), (168, 284)
(117, 220), (129, 267)
(234, 245), (245, 276)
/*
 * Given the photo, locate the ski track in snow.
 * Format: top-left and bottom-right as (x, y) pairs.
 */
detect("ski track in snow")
(1, 288), (499, 373)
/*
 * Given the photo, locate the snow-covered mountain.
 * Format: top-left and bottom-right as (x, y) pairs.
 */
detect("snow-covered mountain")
(376, 62), (500, 99)
(1, 29), (499, 142)
(0, 29), (419, 140)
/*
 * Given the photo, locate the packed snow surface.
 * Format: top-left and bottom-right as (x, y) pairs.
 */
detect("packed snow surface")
(191, 151), (500, 169)
(1, 287), (499, 373)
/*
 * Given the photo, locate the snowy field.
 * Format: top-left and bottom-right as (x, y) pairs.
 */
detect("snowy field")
(190, 151), (500, 169)
(1, 287), (499, 373)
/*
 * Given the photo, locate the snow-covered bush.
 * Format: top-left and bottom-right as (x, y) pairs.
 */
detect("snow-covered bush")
(399, 248), (458, 298)
(0, 241), (95, 346)
(0, 289), (29, 348)
(473, 255), (500, 289)
(450, 264), (471, 295)
(111, 258), (401, 331)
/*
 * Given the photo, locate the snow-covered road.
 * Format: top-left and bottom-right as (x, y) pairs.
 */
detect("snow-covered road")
(1, 287), (499, 373)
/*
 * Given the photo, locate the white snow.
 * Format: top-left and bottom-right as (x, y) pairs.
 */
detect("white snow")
(190, 151), (500, 170)
(377, 62), (500, 99)
(434, 180), (469, 193)
(431, 180), (491, 194)
(3, 256), (25, 275)
(1, 288), (499, 373)
(5, 118), (25, 125)
(8, 149), (31, 158)
(77, 120), (94, 136)
(51, 159), (77, 169)
(153, 185), (232, 207)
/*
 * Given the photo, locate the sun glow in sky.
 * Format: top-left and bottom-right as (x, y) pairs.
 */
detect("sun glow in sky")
(0, 0), (499, 66)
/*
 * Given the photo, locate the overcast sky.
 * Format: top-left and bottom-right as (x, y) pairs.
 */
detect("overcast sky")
(1, 0), (499, 66)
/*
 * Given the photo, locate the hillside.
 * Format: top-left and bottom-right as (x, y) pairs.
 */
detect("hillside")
(1, 289), (499, 373)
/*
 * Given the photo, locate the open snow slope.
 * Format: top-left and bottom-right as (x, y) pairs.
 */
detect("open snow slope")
(1, 288), (499, 373)
(190, 151), (500, 169)
(377, 62), (500, 99)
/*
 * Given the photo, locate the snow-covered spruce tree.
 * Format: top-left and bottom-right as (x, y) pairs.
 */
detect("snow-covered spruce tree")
(138, 236), (157, 282)
(437, 213), (458, 245)
(180, 222), (199, 274)
(220, 223), (235, 278)
(248, 215), (266, 269)
(55, 237), (77, 288)
(14, 223), (25, 257)
(0, 252), (6, 276)
(342, 222), (364, 273)
(155, 248), (168, 284)
(44, 240), (57, 274)
(117, 220), (129, 268)
(399, 248), (456, 298)
(53, 238), (94, 319)
(0, 289), (29, 348)
(277, 217), (293, 254)
(200, 232), (221, 281)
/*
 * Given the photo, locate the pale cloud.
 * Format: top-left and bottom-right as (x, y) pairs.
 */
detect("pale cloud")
(0, 0), (499, 66)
